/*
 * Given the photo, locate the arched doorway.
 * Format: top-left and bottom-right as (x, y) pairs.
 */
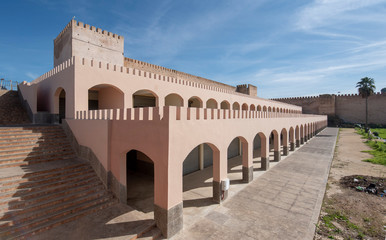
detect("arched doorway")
(182, 143), (218, 208)
(232, 102), (240, 110)
(227, 136), (250, 183)
(88, 84), (124, 110)
(165, 93), (184, 107)
(188, 96), (203, 108)
(206, 99), (218, 109)
(126, 150), (154, 213)
(253, 132), (269, 170)
(220, 100), (230, 110)
(133, 90), (158, 108)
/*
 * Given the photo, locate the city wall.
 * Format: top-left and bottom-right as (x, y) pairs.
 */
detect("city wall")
(273, 93), (386, 125)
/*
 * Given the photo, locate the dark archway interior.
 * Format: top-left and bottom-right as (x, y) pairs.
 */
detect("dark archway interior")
(59, 90), (65, 123)
(126, 150), (154, 213)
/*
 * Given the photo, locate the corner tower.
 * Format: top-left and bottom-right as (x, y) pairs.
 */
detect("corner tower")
(53, 19), (124, 67)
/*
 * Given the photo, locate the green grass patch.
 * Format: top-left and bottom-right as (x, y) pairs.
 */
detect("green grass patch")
(355, 128), (386, 166)
(370, 128), (386, 139)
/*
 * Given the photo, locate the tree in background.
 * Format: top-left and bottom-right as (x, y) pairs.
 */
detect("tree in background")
(356, 77), (376, 132)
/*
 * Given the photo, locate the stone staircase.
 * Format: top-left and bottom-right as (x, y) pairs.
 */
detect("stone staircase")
(0, 90), (30, 125)
(0, 125), (116, 239)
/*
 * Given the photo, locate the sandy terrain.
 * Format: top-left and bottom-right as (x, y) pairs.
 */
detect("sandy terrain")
(315, 128), (386, 239)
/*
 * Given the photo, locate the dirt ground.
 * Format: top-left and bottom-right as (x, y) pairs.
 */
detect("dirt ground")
(315, 128), (386, 240)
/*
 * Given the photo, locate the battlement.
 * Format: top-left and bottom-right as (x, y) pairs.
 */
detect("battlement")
(75, 106), (317, 121)
(272, 92), (385, 101)
(54, 19), (124, 67)
(54, 20), (123, 44)
(236, 84), (257, 96)
(124, 57), (238, 93)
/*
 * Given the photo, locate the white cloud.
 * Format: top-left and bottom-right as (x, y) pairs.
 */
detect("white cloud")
(295, 0), (386, 31)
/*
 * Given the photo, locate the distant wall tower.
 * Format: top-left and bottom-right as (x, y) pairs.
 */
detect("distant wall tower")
(53, 19), (124, 67)
(236, 84), (258, 97)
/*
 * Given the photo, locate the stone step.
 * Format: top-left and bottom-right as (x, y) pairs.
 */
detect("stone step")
(0, 135), (68, 145)
(0, 142), (72, 153)
(0, 153), (76, 168)
(0, 178), (102, 212)
(0, 167), (95, 192)
(0, 131), (67, 140)
(0, 126), (62, 133)
(0, 137), (69, 147)
(0, 172), (98, 201)
(0, 195), (115, 239)
(0, 146), (73, 160)
(0, 164), (91, 187)
(0, 188), (109, 228)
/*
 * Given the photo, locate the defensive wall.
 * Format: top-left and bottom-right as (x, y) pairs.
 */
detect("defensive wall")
(273, 93), (386, 125)
(16, 19), (329, 237)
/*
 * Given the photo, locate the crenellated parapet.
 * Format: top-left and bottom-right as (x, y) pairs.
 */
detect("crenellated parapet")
(75, 106), (317, 121)
(54, 20), (123, 45)
(54, 19), (124, 67)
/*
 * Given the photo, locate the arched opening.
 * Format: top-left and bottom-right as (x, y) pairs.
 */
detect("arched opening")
(227, 137), (249, 183)
(126, 150), (154, 213)
(241, 103), (248, 111)
(257, 105), (262, 111)
(54, 88), (66, 123)
(206, 98), (218, 109)
(269, 130), (281, 162)
(220, 100), (230, 110)
(232, 102), (240, 110)
(133, 89), (158, 108)
(295, 125), (300, 147)
(182, 143), (217, 208)
(88, 84), (124, 110)
(262, 106), (267, 118)
(253, 132), (269, 170)
(250, 104), (256, 111)
(188, 96), (203, 108)
(165, 93), (184, 107)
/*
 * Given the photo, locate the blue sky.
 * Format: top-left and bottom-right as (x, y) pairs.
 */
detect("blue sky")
(1, 0), (386, 98)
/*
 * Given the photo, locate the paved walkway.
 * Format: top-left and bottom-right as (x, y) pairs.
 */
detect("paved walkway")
(171, 127), (338, 240)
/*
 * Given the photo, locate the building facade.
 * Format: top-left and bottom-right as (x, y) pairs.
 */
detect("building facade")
(18, 20), (327, 237)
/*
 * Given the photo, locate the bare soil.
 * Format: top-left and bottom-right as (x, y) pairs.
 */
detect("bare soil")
(315, 128), (386, 240)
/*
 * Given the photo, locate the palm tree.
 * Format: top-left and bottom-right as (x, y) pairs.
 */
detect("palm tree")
(356, 77), (376, 132)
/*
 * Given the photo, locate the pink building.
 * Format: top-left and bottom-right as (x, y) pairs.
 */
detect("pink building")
(18, 20), (327, 237)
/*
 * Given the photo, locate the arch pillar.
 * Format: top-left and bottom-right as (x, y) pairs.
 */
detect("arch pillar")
(241, 139), (253, 183)
(213, 146), (228, 203)
(273, 132), (281, 162)
(260, 135), (270, 170)
(154, 159), (183, 238)
(282, 130), (289, 156)
(289, 128), (295, 151)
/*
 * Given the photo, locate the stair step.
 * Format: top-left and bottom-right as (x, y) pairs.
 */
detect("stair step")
(0, 189), (109, 228)
(0, 181), (104, 220)
(0, 172), (98, 201)
(0, 143), (72, 154)
(0, 153), (76, 168)
(0, 147), (73, 160)
(0, 162), (87, 182)
(0, 135), (68, 145)
(0, 167), (94, 191)
(0, 132), (67, 139)
(0, 164), (91, 187)
(1, 195), (115, 239)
